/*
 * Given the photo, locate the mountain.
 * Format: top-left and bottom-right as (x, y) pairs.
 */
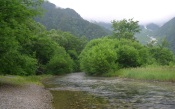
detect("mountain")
(93, 21), (160, 45)
(136, 17), (175, 53)
(93, 21), (112, 31)
(135, 23), (160, 45)
(146, 23), (159, 31)
(155, 17), (175, 53)
(35, 1), (111, 40)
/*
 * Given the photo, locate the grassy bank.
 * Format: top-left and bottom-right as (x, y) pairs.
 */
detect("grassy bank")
(104, 66), (175, 82)
(0, 75), (52, 86)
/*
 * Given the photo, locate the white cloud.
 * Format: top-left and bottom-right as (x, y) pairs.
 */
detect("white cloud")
(48, 0), (175, 25)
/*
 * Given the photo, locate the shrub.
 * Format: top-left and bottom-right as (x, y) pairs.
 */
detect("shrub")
(149, 47), (175, 65)
(80, 38), (119, 75)
(46, 47), (73, 75)
(79, 38), (150, 75)
(117, 45), (140, 68)
(0, 52), (37, 75)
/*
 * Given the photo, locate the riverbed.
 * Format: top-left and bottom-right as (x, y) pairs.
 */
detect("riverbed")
(45, 72), (175, 109)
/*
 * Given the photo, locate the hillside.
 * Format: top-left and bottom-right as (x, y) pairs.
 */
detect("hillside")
(35, 1), (175, 52)
(93, 21), (113, 31)
(137, 17), (175, 53)
(135, 23), (160, 45)
(93, 21), (160, 45)
(35, 1), (110, 39)
(155, 17), (175, 53)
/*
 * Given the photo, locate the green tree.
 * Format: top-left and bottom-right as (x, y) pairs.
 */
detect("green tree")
(79, 38), (150, 75)
(46, 50), (73, 75)
(46, 29), (87, 71)
(31, 35), (74, 75)
(112, 19), (140, 40)
(79, 38), (118, 75)
(149, 47), (174, 65)
(147, 38), (174, 65)
(117, 45), (140, 68)
(0, 0), (43, 75)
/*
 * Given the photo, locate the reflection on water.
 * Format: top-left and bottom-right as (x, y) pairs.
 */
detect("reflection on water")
(45, 73), (175, 109)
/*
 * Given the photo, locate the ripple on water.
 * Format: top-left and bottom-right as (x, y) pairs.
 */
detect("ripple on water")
(45, 73), (175, 109)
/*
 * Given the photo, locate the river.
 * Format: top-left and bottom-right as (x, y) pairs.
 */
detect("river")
(44, 72), (175, 109)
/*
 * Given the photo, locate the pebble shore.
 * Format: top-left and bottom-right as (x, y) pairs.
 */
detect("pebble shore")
(0, 84), (53, 109)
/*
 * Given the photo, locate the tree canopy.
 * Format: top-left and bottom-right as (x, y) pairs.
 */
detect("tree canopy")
(112, 19), (140, 40)
(0, 0), (82, 75)
(35, 1), (111, 40)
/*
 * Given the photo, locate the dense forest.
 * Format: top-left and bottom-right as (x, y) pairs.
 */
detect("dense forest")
(155, 17), (175, 53)
(35, 1), (111, 40)
(80, 19), (174, 75)
(95, 18), (175, 54)
(0, 0), (174, 76)
(0, 0), (87, 75)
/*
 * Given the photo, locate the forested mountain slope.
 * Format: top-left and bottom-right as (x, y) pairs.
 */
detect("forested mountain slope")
(135, 23), (160, 45)
(155, 17), (175, 53)
(93, 21), (113, 31)
(35, 1), (110, 39)
(93, 21), (160, 45)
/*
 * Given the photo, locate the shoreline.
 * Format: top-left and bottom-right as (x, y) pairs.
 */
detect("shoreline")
(0, 83), (53, 109)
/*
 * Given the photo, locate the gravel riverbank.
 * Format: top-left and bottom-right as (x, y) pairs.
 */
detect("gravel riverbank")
(0, 84), (53, 109)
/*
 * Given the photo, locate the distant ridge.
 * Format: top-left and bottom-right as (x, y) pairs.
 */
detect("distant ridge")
(35, 1), (111, 39)
(155, 17), (175, 53)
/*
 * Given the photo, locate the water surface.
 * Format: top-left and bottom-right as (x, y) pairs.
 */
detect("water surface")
(45, 73), (175, 109)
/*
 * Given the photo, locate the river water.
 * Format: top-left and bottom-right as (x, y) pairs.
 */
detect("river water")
(45, 73), (175, 109)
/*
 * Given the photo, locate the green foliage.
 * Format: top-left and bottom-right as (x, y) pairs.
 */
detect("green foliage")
(46, 29), (87, 71)
(0, 75), (52, 86)
(112, 19), (140, 40)
(31, 35), (74, 75)
(117, 45), (140, 68)
(80, 38), (118, 75)
(1, 0), (174, 77)
(0, 52), (37, 76)
(46, 53), (73, 75)
(0, 0), (43, 75)
(80, 36), (174, 76)
(0, 0), (43, 25)
(104, 66), (175, 82)
(149, 47), (174, 65)
(80, 38), (150, 75)
(34, 37), (59, 65)
(116, 39), (151, 67)
(0, 0), (86, 76)
(47, 30), (87, 55)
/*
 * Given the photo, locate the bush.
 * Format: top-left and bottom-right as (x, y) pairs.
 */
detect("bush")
(46, 47), (73, 75)
(117, 39), (150, 67)
(0, 52), (37, 75)
(79, 38), (150, 75)
(80, 38), (119, 75)
(18, 55), (37, 75)
(32, 36), (75, 75)
(117, 45), (140, 68)
(149, 47), (175, 65)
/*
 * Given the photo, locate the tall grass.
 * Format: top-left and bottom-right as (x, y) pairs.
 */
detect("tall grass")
(0, 75), (52, 86)
(104, 65), (175, 82)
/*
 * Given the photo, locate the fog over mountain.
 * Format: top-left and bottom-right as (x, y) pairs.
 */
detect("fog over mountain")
(48, 0), (175, 26)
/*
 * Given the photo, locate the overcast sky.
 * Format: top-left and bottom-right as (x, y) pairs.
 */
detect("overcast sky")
(48, 0), (175, 25)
